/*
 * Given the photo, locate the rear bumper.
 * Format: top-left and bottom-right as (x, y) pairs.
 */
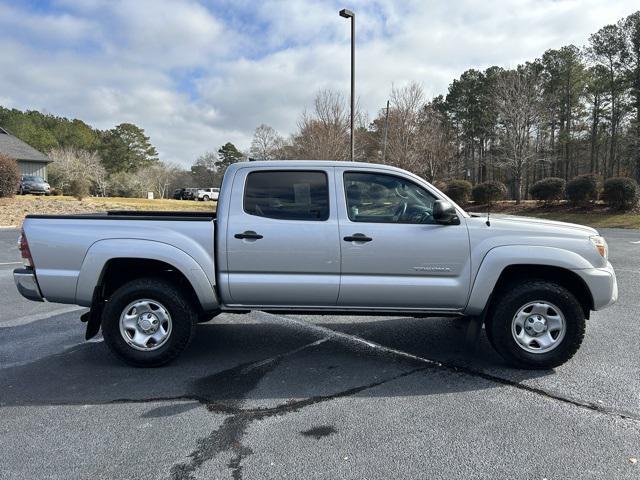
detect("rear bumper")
(574, 262), (618, 311)
(13, 268), (44, 302)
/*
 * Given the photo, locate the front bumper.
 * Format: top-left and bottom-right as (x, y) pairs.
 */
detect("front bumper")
(574, 261), (618, 311)
(23, 185), (50, 193)
(14, 268), (44, 302)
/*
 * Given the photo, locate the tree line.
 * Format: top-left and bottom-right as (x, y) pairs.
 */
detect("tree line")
(246, 10), (640, 203)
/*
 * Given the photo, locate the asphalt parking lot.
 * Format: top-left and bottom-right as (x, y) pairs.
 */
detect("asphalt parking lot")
(1, 227), (639, 479)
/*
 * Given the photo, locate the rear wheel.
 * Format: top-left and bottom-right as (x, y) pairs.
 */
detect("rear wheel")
(202, 195), (210, 201)
(101, 278), (197, 367)
(486, 280), (585, 369)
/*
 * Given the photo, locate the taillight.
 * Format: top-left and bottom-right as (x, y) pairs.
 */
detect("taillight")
(18, 228), (34, 268)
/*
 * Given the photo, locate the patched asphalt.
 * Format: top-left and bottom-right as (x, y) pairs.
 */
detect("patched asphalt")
(1, 227), (639, 479)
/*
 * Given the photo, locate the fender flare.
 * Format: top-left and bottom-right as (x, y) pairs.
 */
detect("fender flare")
(464, 245), (593, 316)
(75, 239), (219, 311)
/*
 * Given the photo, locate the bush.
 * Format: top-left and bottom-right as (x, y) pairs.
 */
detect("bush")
(565, 174), (599, 205)
(0, 153), (20, 198)
(602, 177), (638, 210)
(472, 181), (507, 205)
(530, 177), (565, 205)
(431, 179), (448, 192)
(68, 178), (90, 200)
(445, 179), (473, 204)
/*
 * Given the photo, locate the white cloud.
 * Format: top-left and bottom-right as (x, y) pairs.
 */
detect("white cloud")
(0, 0), (638, 167)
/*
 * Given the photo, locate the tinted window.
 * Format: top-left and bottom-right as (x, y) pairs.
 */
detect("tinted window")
(244, 171), (329, 221)
(24, 176), (44, 182)
(344, 172), (437, 224)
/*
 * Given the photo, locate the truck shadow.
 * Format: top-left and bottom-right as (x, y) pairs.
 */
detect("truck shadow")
(0, 313), (552, 409)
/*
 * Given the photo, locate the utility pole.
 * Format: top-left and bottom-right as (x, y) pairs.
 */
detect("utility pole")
(382, 100), (389, 163)
(339, 8), (355, 161)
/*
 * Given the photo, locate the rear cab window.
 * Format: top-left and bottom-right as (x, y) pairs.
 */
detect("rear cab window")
(243, 170), (329, 221)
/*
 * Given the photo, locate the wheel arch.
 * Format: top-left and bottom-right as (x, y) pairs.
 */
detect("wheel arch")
(466, 245), (595, 318)
(489, 265), (593, 319)
(76, 239), (219, 312)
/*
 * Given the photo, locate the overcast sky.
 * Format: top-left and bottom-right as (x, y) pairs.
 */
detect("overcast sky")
(0, 0), (638, 167)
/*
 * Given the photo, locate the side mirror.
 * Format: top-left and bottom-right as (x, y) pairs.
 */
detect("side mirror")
(433, 200), (459, 225)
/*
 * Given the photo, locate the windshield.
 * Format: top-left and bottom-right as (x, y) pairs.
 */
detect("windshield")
(23, 176), (44, 182)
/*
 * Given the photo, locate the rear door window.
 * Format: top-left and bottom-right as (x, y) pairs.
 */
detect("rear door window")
(244, 171), (329, 221)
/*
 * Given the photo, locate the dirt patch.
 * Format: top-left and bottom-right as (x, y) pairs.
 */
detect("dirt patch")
(0, 195), (215, 227)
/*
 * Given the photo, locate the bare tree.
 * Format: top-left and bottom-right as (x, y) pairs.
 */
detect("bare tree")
(493, 67), (542, 202)
(416, 103), (455, 181)
(292, 89), (350, 160)
(48, 147), (107, 195)
(136, 162), (181, 198)
(249, 124), (285, 160)
(383, 82), (426, 173)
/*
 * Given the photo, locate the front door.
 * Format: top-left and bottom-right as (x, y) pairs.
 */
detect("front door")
(225, 167), (340, 306)
(336, 169), (471, 310)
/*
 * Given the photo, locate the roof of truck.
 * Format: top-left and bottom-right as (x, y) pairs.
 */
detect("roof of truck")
(233, 160), (409, 171)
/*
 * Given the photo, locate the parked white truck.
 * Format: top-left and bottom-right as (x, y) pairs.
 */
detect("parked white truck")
(14, 161), (617, 368)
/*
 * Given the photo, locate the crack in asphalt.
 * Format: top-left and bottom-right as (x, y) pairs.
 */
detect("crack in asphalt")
(270, 313), (640, 423)
(167, 349), (428, 480)
(161, 330), (429, 480)
(47, 312), (637, 478)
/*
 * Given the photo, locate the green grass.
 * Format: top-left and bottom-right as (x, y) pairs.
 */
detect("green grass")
(467, 200), (640, 229)
(523, 211), (640, 229)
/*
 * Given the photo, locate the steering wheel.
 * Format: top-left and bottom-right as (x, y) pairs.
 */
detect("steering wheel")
(404, 205), (433, 224)
(394, 186), (409, 199)
(393, 202), (408, 222)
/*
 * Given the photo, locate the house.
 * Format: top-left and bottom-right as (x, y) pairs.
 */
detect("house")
(0, 127), (53, 179)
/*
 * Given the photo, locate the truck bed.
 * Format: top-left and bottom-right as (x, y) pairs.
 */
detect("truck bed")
(21, 211), (217, 307)
(26, 210), (216, 221)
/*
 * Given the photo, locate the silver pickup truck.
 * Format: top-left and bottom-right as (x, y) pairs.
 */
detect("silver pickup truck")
(14, 161), (618, 369)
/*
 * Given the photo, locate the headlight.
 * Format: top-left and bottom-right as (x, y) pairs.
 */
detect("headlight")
(590, 235), (608, 260)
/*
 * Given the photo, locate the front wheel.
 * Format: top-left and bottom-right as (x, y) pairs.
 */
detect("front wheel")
(486, 280), (585, 369)
(101, 278), (197, 367)
(202, 195), (210, 201)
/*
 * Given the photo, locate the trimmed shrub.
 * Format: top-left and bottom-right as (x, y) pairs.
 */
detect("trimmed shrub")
(565, 174), (598, 205)
(529, 177), (565, 205)
(0, 153), (20, 198)
(472, 181), (507, 205)
(68, 178), (90, 200)
(602, 177), (638, 210)
(431, 179), (448, 192)
(445, 179), (473, 204)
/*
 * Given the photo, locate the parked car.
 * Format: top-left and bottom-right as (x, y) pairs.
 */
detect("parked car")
(18, 175), (51, 195)
(197, 187), (220, 201)
(14, 161), (617, 368)
(183, 188), (198, 200)
(173, 188), (198, 200)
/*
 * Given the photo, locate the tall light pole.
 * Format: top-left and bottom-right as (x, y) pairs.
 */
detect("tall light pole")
(339, 8), (355, 161)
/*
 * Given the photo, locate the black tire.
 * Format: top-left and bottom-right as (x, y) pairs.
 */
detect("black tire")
(101, 278), (197, 367)
(203, 195), (210, 202)
(485, 280), (585, 369)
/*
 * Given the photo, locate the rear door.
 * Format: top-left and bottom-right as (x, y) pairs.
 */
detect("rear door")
(336, 168), (471, 310)
(225, 167), (340, 306)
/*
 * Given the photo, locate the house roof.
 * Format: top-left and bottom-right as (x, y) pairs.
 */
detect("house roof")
(0, 127), (52, 163)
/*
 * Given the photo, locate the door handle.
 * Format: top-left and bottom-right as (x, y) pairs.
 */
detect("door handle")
(343, 233), (372, 243)
(234, 231), (263, 240)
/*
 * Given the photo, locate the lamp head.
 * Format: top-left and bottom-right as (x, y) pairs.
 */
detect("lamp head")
(339, 8), (354, 18)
